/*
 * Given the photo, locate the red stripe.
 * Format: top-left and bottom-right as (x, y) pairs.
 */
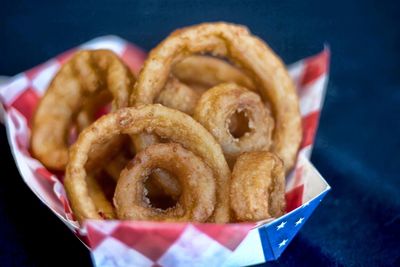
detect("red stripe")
(285, 185), (304, 212)
(35, 167), (54, 182)
(9, 88), (40, 125)
(121, 44), (147, 74)
(85, 224), (109, 249)
(301, 111), (320, 148)
(56, 48), (77, 64)
(195, 223), (253, 251)
(59, 195), (74, 219)
(111, 222), (186, 261)
(300, 48), (330, 86)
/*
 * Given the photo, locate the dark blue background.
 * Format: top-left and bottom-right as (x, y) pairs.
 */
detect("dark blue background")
(1, 1), (399, 266)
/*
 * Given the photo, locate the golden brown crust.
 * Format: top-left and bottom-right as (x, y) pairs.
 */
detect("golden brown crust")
(149, 55), (256, 194)
(156, 76), (201, 115)
(114, 143), (216, 222)
(193, 83), (274, 166)
(172, 55), (255, 91)
(131, 22), (301, 172)
(31, 49), (135, 170)
(230, 151), (286, 221)
(130, 132), (182, 198)
(64, 105), (230, 223)
(156, 55), (255, 117)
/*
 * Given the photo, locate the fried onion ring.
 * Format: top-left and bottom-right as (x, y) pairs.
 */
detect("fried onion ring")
(31, 49), (135, 170)
(156, 76), (200, 115)
(131, 132), (182, 198)
(152, 55), (256, 194)
(156, 56), (255, 115)
(64, 105), (230, 223)
(172, 55), (255, 91)
(194, 83), (274, 166)
(114, 143), (216, 222)
(230, 151), (286, 221)
(131, 22), (301, 172)
(103, 144), (182, 200)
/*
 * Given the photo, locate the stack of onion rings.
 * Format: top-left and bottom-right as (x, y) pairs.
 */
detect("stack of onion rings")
(64, 105), (230, 223)
(152, 55), (258, 193)
(31, 22), (302, 224)
(131, 22), (301, 172)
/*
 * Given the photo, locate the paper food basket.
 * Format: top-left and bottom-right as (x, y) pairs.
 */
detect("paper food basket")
(0, 36), (330, 267)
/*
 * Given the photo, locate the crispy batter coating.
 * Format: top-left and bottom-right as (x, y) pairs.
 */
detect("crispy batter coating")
(64, 105), (230, 223)
(194, 83), (274, 166)
(156, 76), (201, 115)
(114, 143), (216, 222)
(157, 55), (255, 115)
(131, 131), (182, 198)
(131, 22), (301, 172)
(172, 55), (255, 91)
(230, 151), (286, 221)
(31, 49), (135, 170)
(153, 55), (256, 193)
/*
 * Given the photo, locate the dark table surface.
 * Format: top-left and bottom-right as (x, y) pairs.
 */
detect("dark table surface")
(1, 0), (399, 266)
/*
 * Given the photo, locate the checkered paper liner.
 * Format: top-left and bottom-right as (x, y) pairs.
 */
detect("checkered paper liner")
(0, 36), (330, 266)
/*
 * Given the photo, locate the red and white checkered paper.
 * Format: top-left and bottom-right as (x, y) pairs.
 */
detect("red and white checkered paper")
(0, 36), (330, 266)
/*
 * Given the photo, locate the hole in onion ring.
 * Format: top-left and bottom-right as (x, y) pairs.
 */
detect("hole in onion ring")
(82, 135), (134, 220)
(95, 171), (117, 203)
(144, 168), (179, 210)
(85, 171), (117, 219)
(228, 110), (251, 138)
(70, 97), (113, 145)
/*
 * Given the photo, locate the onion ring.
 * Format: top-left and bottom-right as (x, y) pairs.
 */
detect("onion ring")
(172, 55), (255, 91)
(156, 76), (200, 115)
(102, 146), (182, 200)
(114, 143), (216, 222)
(152, 55), (255, 194)
(131, 22), (301, 172)
(194, 82), (274, 166)
(131, 132), (182, 198)
(156, 55), (255, 115)
(31, 49), (135, 170)
(64, 105), (230, 223)
(144, 55), (257, 193)
(230, 151), (286, 221)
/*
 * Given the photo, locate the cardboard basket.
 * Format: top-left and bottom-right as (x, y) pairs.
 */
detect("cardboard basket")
(0, 36), (330, 267)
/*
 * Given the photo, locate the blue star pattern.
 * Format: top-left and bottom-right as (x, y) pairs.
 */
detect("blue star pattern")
(258, 186), (330, 261)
